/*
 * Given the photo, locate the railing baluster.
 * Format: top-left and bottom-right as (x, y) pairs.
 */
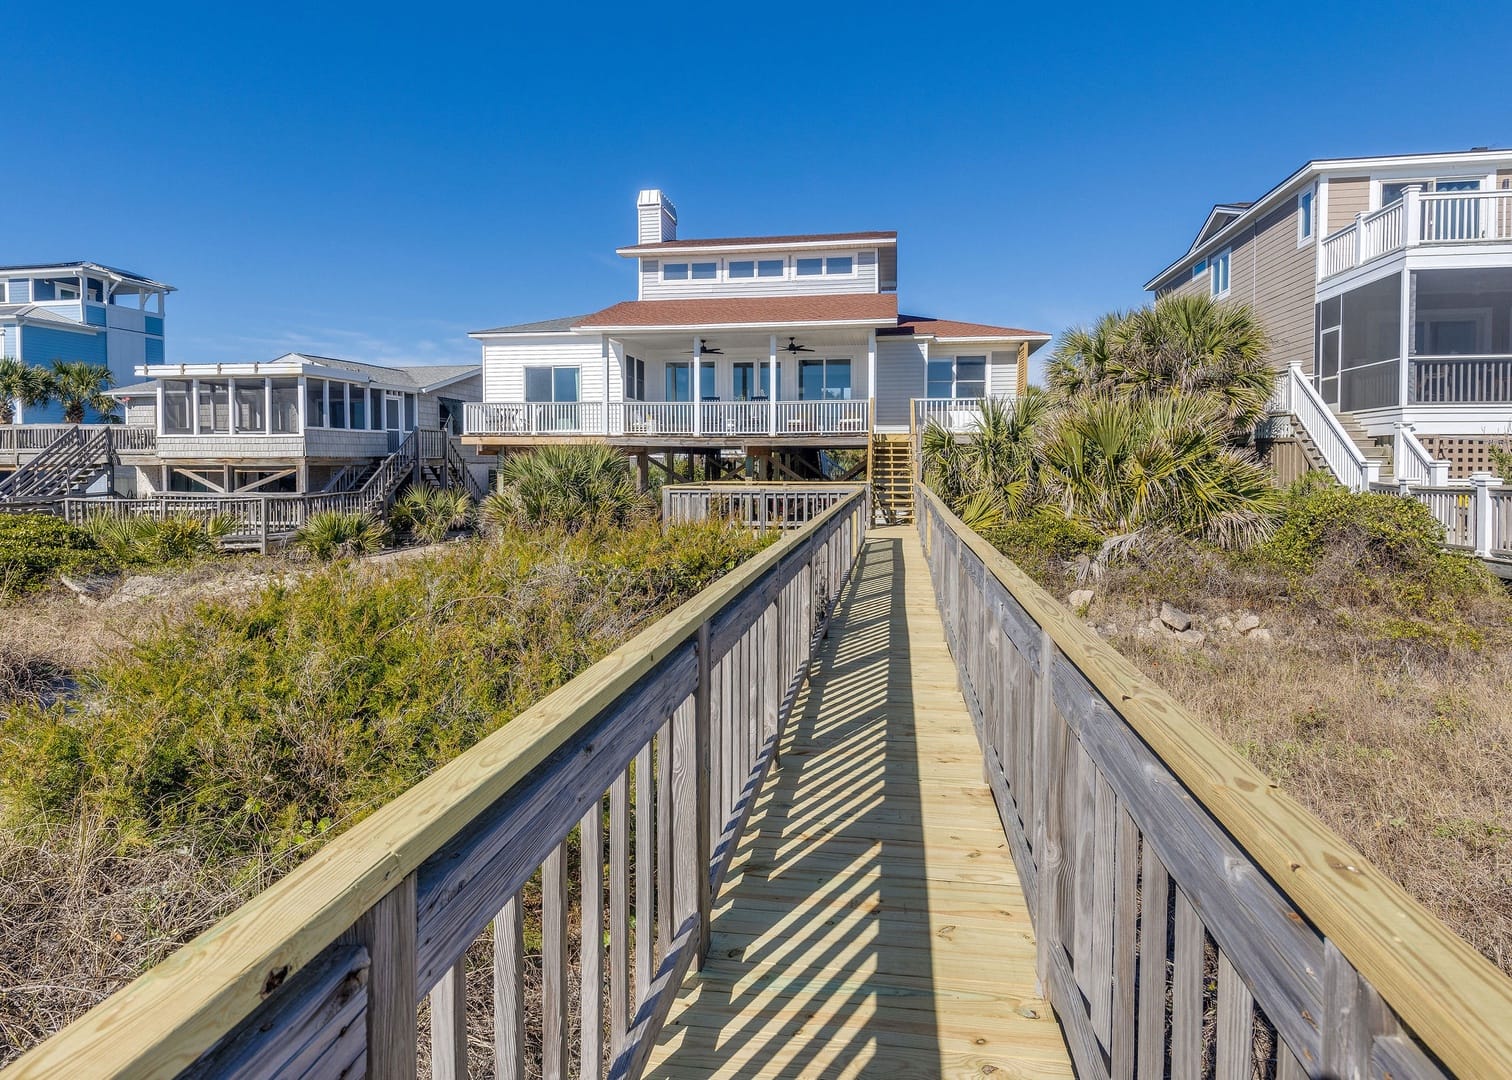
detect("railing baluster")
(1171, 888), (1204, 1078)
(634, 740), (654, 1007)
(429, 960), (467, 1080)
(492, 891), (524, 1080)
(580, 797), (604, 1079)
(340, 872), (418, 1080)
(1216, 951), (1254, 1080)
(655, 719), (673, 960)
(609, 771), (630, 1063)
(1136, 844), (1171, 1080)
(542, 842), (569, 1080)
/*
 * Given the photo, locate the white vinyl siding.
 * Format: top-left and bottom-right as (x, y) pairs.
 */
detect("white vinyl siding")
(874, 336), (926, 428)
(481, 334), (608, 404)
(638, 248), (882, 299)
(988, 350), (1019, 396)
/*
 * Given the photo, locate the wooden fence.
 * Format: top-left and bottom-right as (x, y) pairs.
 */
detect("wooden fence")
(5, 487), (870, 1080)
(916, 483), (1512, 1079)
(661, 482), (861, 529)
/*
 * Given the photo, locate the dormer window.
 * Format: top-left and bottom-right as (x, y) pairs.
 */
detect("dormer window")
(826, 256), (853, 275)
(691, 262), (717, 280)
(729, 261), (756, 278)
(796, 258), (824, 276)
(758, 259), (783, 277)
(663, 263), (689, 281)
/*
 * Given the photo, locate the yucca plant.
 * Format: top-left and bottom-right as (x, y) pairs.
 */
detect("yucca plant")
(293, 511), (390, 561)
(483, 445), (652, 533)
(390, 486), (474, 545)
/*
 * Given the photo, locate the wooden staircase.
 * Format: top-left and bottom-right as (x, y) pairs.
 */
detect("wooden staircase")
(869, 433), (914, 523)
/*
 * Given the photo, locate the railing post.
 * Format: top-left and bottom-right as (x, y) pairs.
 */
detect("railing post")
(1403, 184), (1423, 247)
(259, 496), (269, 555)
(1354, 209), (1367, 263)
(338, 873), (418, 1080)
(693, 622), (713, 966)
(1471, 473), (1498, 557)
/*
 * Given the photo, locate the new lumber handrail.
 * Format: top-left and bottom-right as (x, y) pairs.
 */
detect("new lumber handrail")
(916, 482), (1512, 1078)
(5, 488), (870, 1079)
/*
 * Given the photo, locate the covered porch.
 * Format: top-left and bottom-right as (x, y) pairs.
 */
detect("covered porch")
(465, 326), (878, 445)
(1315, 263), (1512, 436)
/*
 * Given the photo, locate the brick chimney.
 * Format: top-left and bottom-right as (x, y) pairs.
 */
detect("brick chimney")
(637, 189), (677, 244)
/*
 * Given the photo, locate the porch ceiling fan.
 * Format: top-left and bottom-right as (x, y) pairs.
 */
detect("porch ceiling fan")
(689, 338), (723, 355)
(781, 336), (814, 355)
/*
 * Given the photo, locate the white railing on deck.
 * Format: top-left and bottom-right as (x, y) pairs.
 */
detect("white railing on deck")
(463, 402), (604, 437)
(1320, 225), (1359, 277)
(912, 397), (1008, 433)
(772, 400), (869, 436)
(1321, 189), (1512, 280)
(1360, 199), (1405, 258)
(466, 401), (871, 439)
(1391, 424), (1451, 486)
(1420, 190), (1512, 244)
(1388, 475), (1509, 557)
(1409, 356), (1512, 404)
(1269, 363), (1379, 491)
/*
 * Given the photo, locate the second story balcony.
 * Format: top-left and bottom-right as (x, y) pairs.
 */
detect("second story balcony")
(1320, 186), (1512, 281)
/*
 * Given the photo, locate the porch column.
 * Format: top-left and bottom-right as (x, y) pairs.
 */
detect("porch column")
(769, 334), (778, 437)
(1398, 267), (1412, 409)
(1403, 184), (1423, 248)
(692, 337), (702, 437)
(866, 329), (877, 433)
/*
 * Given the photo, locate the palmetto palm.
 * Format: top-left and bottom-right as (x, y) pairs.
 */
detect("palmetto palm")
(482, 444), (652, 533)
(1047, 293), (1274, 442)
(45, 360), (117, 424)
(0, 358), (51, 424)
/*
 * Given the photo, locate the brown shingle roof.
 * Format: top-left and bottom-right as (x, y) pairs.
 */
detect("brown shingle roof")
(617, 231), (896, 253)
(576, 294), (899, 329)
(883, 314), (1050, 340)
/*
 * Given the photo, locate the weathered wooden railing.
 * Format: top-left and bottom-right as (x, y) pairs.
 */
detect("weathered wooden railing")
(6, 488), (869, 1079)
(916, 483), (1512, 1079)
(662, 481), (861, 529)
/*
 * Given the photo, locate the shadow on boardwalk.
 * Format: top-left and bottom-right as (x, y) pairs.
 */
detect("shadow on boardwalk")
(648, 530), (1070, 1079)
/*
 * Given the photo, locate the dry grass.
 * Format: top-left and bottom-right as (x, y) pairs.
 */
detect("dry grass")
(1083, 589), (1512, 975)
(0, 818), (275, 1062)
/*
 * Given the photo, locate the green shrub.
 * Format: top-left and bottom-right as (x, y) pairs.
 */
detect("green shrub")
(0, 513), (107, 594)
(983, 512), (1103, 585)
(293, 510), (390, 561)
(0, 522), (771, 858)
(1253, 481), (1494, 603)
(483, 445), (652, 532)
(81, 511), (236, 566)
(390, 486), (474, 544)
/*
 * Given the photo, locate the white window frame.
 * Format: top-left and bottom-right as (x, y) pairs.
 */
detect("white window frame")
(689, 260), (718, 281)
(662, 262), (690, 281)
(925, 354), (988, 399)
(756, 258), (785, 278)
(1192, 258), (1208, 280)
(727, 260), (756, 279)
(1297, 188), (1315, 247)
(1211, 248), (1231, 298)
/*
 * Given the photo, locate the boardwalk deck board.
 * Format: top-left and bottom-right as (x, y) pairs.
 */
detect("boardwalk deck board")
(646, 528), (1072, 1079)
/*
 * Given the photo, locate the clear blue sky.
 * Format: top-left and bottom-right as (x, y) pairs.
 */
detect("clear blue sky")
(10, 2), (1512, 378)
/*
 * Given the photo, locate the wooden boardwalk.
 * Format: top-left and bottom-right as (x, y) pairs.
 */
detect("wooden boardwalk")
(648, 526), (1073, 1079)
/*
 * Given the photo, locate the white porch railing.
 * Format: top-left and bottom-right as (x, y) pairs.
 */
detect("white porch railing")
(464, 401), (872, 439)
(1409, 356), (1512, 404)
(911, 396), (1013, 433)
(462, 402), (604, 436)
(1319, 188), (1512, 280)
(1269, 363), (1380, 492)
(1391, 423), (1451, 486)
(1385, 476), (1509, 557)
(773, 400), (869, 436)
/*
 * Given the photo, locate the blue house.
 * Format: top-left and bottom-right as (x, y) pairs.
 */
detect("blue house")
(0, 262), (173, 422)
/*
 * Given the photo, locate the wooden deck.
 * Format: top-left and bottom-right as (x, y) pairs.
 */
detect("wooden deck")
(647, 527), (1073, 1079)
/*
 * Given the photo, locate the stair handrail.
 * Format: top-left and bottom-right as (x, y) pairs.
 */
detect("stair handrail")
(1392, 422), (1453, 486)
(0, 425), (109, 500)
(444, 435), (486, 500)
(1275, 363), (1379, 492)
